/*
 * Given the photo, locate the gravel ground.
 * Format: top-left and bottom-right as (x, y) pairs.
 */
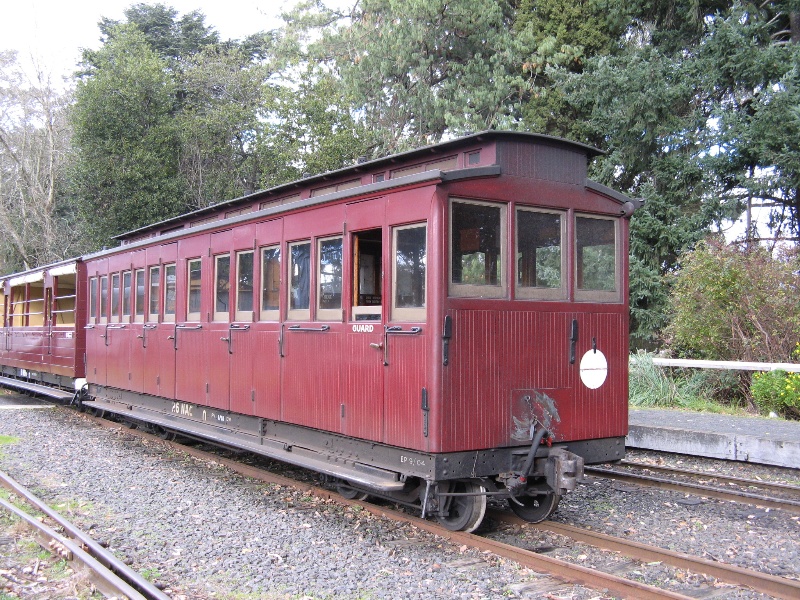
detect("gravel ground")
(1, 399), (798, 599)
(0, 403), (602, 600)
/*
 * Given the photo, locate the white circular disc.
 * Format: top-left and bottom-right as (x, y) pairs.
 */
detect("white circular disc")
(579, 350), (608, 389)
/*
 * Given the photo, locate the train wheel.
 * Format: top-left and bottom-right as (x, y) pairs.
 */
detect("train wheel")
(508, 492), (561, 523)
(336, 482), (369, 501)
(436, 480), (487, 533)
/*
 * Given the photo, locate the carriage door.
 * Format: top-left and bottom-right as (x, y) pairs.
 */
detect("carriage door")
(147, 243), (178, 400)
(343, 198), (386, 440)
(383, 198), (429, 450)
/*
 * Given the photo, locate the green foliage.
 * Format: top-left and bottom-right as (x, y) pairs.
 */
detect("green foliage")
(666, 240), (800, 362)
(71, 25), (189, 246)
(629, 353), (745, 410)
(751, 370), (800, 418)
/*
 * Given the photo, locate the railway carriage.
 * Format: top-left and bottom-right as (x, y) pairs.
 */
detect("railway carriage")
(0, 259), (87, 400)
(1, 131), (638, 532)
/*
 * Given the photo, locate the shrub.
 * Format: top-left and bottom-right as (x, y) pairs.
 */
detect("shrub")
(666, 240), (800, 363)
(751, 370), (800, 418)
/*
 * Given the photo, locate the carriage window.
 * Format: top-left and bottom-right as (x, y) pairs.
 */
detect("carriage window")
(110, 274), (120, 322)
(516, 209), (566, 301)
(122, 271), (132, 319)
(575, 215), (620, 302)
(318, 237), (343, 321)
(352, 229), (382, 322)
(28, 283), (45, 327)
(288, 241), (311, 320)
(89, 278), (98, 321)
(148, 266), (160, 321)
(236, 251), (254, 321)
(53, 274), (77, 326)
(214, 255), (231, 321)
(187, 259), (202, 321)
(163, 264), (176, 322)
(449, 199), (506, 298)
(393, 224), (426, 321)
(134, 270), (145, 322)
(99, 276), (108, 323)
(260, 246), (280, 321)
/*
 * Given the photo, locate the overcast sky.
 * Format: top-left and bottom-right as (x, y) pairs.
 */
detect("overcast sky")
(2, 0), (296, 81)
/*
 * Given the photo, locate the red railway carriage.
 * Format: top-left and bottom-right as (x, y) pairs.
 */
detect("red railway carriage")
(0, 259), (88, 399)
(77, 131), (637, 532)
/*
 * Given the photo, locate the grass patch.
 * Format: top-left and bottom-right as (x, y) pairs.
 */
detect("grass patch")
(630, 353), (749, 414)
(0, 434), (19, 445)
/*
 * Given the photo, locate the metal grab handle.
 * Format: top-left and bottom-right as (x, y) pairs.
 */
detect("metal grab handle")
(287, 325), (330, 332)
(382, 325), (422, 366)
(84, 325), (96, 330)
(176, 324), (203, 330)
(106, 324), (127, 330)
(230, 323), (251, 331)
(385, 326), (422, 335)
(143, 324), (158, 330)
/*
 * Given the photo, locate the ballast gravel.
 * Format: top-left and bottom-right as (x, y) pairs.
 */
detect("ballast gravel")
(1, 397), (799, 599)
(0, 401), (596, 600)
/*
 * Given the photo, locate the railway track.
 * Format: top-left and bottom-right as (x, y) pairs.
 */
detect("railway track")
(0, 468), (170, 600)
(586, 460), (800, 514)
(84, 413), (800, 600)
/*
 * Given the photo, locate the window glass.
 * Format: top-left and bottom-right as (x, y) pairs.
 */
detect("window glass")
(187, 259), (202, 320)
(516, 209), (565, 300)
(122, 271), (132, 318)
(288, 241), (311, 319)
(110, 274), (120, 322)
(89, 278), (97, 320)
(134, 270), (145, 320)
(260, 246), (280, 320)
(148, 267), (160, 320)
(450, 199), (505, 297)
(163, 264), (176, 321)
(318, 237), (343, 319)
(99, 276), (108, 322)
(575, 216), (619, 301)
(393, 225), (426, 320)
(214, 255), (231, 320)
(236, 251), (254, 320)
(352, 229), (382, 321)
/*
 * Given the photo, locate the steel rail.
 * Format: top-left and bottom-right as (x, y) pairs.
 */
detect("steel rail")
(618, 460), (800, 497)
(0, 469), (170, 600)
(490, 510), (800, 600)
(585, 466), (800, 514)
(86, 417), (693, 599)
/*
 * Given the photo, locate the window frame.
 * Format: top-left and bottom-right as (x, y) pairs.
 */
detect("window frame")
(448, 197), (508, 299)
(351, 229), (383, 323)
(147, 266), (160, 323)
(259, 245), (280, 322)
(574, 213), (622, 303)
(235, 250), (254, 322)
(186, 258), (202, 322)
(122, 270), (132, 321)
(89, 277), (98, 322)
(134, 269), (145, 323)
(316, 235), (343, 322)
(162, 263), (177, 323)
(392, 223), (427, 322)
(515, 207), (567, 301)
(287, 240), (311, 321)
(213, 254), (231, 322)
(99, 276), (109, 324)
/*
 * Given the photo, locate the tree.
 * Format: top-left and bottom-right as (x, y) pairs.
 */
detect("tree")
(71, 25), (188, 246)
(0, 51), (79, 272)
(285, 0), (533, 156)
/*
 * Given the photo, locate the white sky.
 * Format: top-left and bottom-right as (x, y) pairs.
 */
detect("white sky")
(2, 0), (298, 82)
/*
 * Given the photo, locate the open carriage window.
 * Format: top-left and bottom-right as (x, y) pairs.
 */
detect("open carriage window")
(352, 229), (382, 322)
(516, 208), (566, 301)
(575, 215), (620, 302)
(449, 198), (506, 298)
